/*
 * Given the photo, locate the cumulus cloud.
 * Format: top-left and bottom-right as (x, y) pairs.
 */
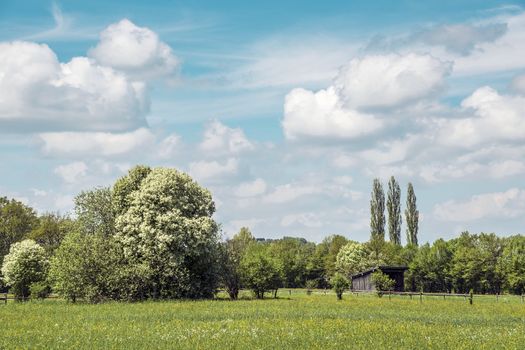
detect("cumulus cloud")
(54, 161), (88, 183)
(333, 54), (452, 110)
(434, 188), (525, 222)
(282, 87), (382, 140)
(281, 212), (323, 228)
(38, 128), (155, 156)
(282, 53), (451, 140)
(200, 120), (254, 154)
(438, 86), (525, 147)
(157, 133), (181, 159)
(263, 183), (321, 204)
(189, 158), (238, 180)
(0, 41), (148, 132)
(89, 19), (179, 80)
(234, 178), (267, 197)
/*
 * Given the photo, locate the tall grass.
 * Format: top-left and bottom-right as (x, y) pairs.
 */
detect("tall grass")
(1, 291), (524, 349)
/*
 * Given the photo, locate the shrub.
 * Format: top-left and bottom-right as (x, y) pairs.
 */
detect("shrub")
(30, 281), (51, 299)
(371, 271), (395, 297)
(1, 240), (48, 300)
(306, 279), (318, 295)
(330, 273), (349, 300)
(240, 244), (282, 299)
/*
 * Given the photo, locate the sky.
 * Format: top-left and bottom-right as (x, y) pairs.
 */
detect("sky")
(1, 0), (525, 243)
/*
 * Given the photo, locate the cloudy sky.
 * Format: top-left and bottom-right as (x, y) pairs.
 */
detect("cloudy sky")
(1, 0), (525, 243)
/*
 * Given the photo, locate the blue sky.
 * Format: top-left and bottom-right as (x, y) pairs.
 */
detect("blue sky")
(1, 0), (525, 243)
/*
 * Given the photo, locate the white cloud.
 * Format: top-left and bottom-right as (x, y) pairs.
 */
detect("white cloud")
(333, 53), (452, 109)
(158, 133), (181, 159)
(282, 87), (382, 140)
(189, 158), (238, 180)
(39, 128), (155, 156)
(511, 74), (525, 95)
(54, 161), (88, 183)
(200, 120), (253, 154)
(411, 22), (507, 55)
(438, 86), (525, 147)
(434, 188), (525, 222)
(234, 178), (267, 197)
(89, 19), (179, 80)
(0, 41), (148, 132)
(281, 212), (323, 228)
(263, 183), (321, 204)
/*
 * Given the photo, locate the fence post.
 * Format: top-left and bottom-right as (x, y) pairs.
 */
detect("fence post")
(496, 294), (499, 302)
(419, 292), (422, 303)
(289, 289), (291, 296)
(4, 292), (7, 305)
(521, 294), (524, 304)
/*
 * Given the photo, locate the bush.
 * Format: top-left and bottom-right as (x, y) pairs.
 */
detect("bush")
(1, 240), (48, 300)
(371, 271), (395, 297)
(330, 273), (349, 300)
(306, 279), (318, 295)
(49, 232), (125, 303)
(240, 244), (282, 299)
(30, 281), (51, 299)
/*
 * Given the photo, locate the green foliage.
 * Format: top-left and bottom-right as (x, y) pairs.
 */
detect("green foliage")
(387, 176), (402, 245)
(269, 237), (315, 288)
(371, 271), (395, 296)
(0, 197), (38, 261)
(220, 227), (255, 299)
(315, 234), (349, 286)
(336, 241), (368, 278)
(49, 232), (125, 303)
(497, 235), (525, 294)
(28, 213), (74, 253)
(240, 243), (282, 299)
(370, 178), (385, 241)
(115, 167), (220, 299)
(449, 232), (503, 294)
(405, 183), (419, 246)
(1, 239), (48, 300)
(75, 187), (115, 236)
(408, 239), (453, 292)
(305, 279), (318, 290)
(330, 273), (349, 300)
(29, 281), (51, 299)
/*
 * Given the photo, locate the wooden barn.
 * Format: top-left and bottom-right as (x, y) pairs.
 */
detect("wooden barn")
(351, 266), (408, 292)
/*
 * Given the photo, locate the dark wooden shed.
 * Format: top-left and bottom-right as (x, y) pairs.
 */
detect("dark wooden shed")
(351, 266), (408, 292)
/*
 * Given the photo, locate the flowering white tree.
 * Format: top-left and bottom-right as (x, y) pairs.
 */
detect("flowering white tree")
(115, 167), (220, 299)
(336, 241), (369, 278)
(1, 239), (48, 300)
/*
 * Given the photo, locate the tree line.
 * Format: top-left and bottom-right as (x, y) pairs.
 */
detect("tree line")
(0, 168), (524, 302)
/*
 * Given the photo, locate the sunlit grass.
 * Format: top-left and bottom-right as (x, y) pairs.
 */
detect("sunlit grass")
(1, 291), (524, 349)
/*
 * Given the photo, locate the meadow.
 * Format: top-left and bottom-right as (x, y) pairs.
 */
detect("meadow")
(1, 291), (524, 349)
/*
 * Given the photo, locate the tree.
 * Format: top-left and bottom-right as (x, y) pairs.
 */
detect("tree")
(370, 179), (385, 241)
(405, 183), (419, 246)
(497, 235), (525, 294)
(220, 227), (255, 299)
(112, 165), (152, 216)
(28, 213), (74, 253)
(115, 167), (220, 299)
(49, 232), (127, 303)
(313, 234), (349, 287)
(336, 242), (368, 279)
(387, 176), (402, 245)
(0, 197), (38, 261)
(450, 232), (503, 294)
(240, 243), (282, 299)
(408, 239), (452, 292)
(269, 237), (315, 288)
(1, 240), (48, 300)
(75, 187), (115, 237)
(330, 273), (349, 300)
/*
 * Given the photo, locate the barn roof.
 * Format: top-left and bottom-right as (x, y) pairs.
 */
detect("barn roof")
(351, 265), (408, 279)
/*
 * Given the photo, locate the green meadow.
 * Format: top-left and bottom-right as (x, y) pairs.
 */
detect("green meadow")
(1, 292), (524, 349)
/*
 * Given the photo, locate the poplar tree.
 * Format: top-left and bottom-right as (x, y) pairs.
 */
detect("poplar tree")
(405, 182), (419, 246)
(370, 178), (385, 241)
(387, 176), (402, 245)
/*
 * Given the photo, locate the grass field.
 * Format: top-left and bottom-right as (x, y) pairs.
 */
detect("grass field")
(1, 291), (524, 349)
